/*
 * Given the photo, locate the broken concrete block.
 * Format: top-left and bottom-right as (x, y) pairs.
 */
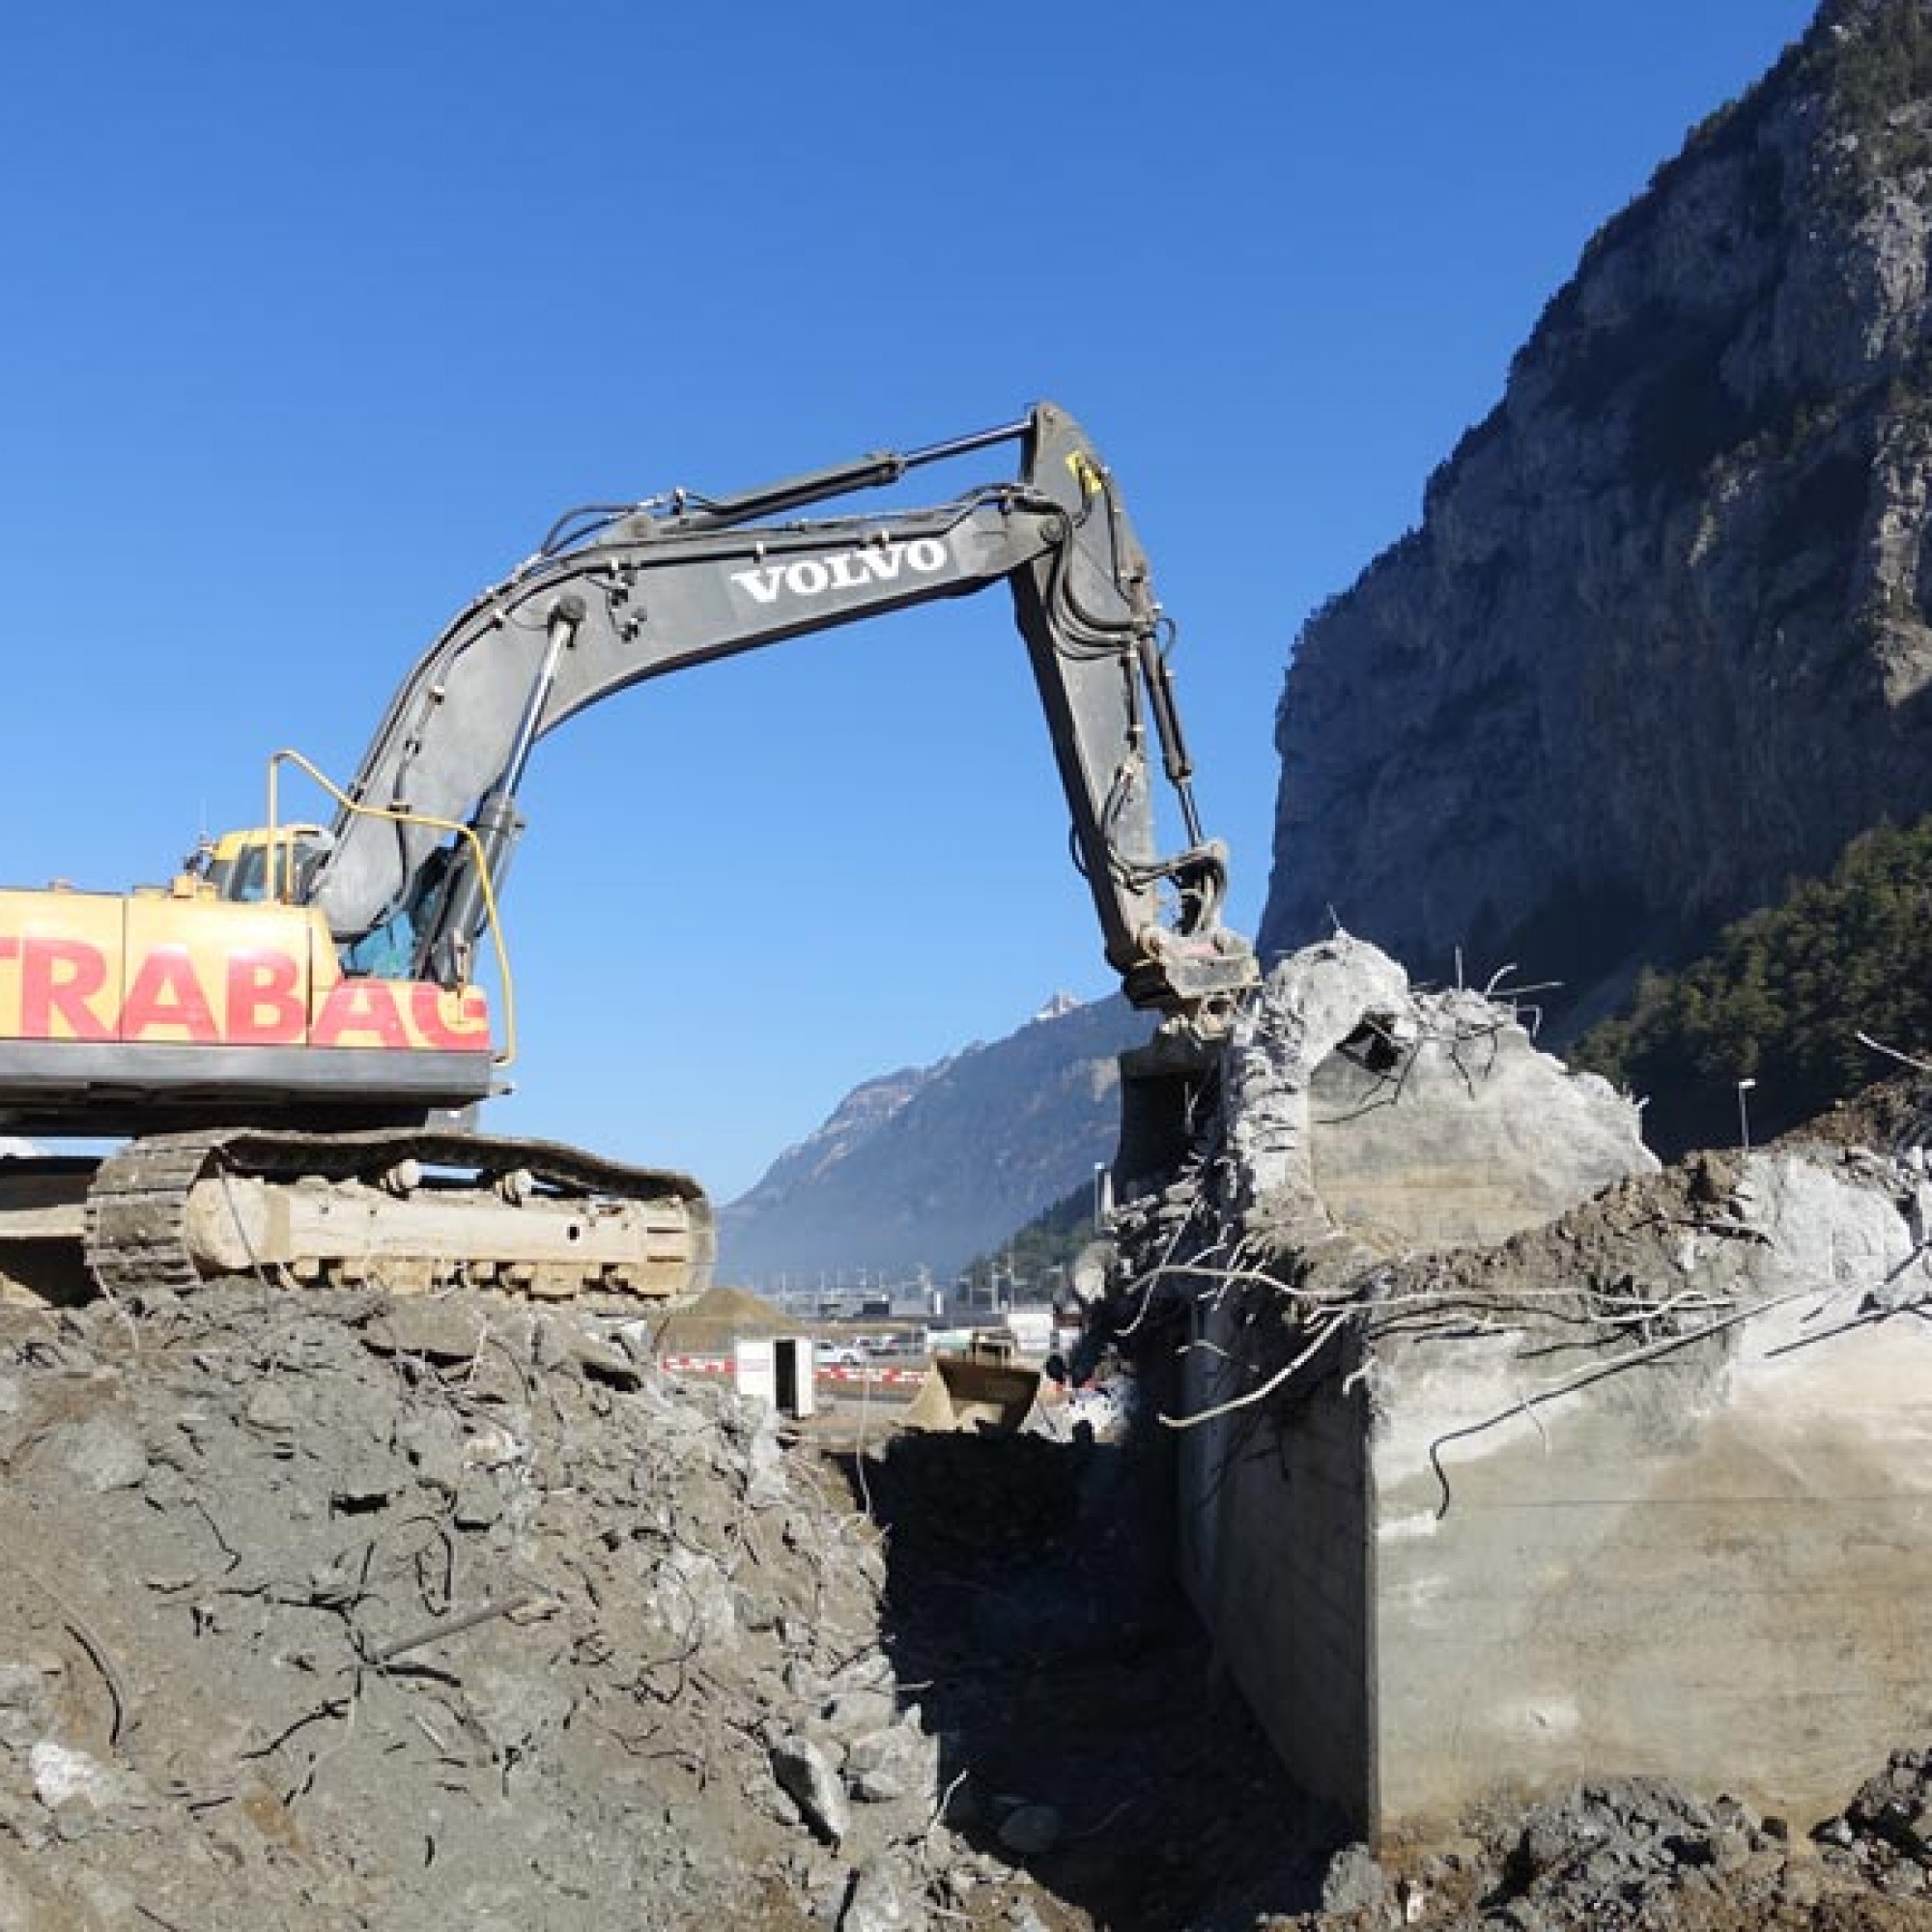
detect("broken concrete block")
(844, 1722), (931, 1804)
(838, 1861), (922, 1932)
(1224, 934), (1656, 1253)
(821, 1688), (896, 1743)
(57, 1416), (151, 1492)
(363, 1302), (486, 1363)
(452, 1469), (502, 1529)
(28, 1742), (154, 1832)
(1320, 1840), (1393, 1918)
(655, 1548), (738, 1651)
(0, 1659), (64, 1749)
(394, 1406), (465, 1492)
(771, 1732), (849, 1846)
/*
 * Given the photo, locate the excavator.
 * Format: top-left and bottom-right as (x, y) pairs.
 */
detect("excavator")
(0, 402), (1258, 1302)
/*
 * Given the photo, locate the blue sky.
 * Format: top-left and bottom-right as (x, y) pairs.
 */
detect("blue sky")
(0, 2), (1816, 1198)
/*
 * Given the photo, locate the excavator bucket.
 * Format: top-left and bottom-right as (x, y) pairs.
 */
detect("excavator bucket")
(902, 1344), (1041, 1435)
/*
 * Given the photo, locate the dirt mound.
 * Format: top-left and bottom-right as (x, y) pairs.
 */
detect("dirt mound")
(1784, 1069), (1932, 1156)
(638, 1280), (791, 1356)
(0, 1284), (1023, 1930)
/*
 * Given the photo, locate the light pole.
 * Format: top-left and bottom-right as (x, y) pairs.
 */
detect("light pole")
(1737, 1076), (1757, 1151)
(1043, 1263), (1065, 1308)
(1092, 1160), (1109, 1233)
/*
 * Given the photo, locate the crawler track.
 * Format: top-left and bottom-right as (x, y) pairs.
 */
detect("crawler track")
(82, 1127), (714, 1300)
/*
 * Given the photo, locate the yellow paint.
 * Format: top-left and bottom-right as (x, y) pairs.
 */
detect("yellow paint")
(0, 889), (124, 1041)
(0, 887), (489, 1054)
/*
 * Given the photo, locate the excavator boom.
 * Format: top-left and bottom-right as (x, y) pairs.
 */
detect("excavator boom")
(311, 403), (1256, 1022)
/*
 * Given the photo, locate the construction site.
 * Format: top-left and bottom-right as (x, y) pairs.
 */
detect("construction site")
(1, 922), (1930, 1931)
(8, 5), (1932, 1917)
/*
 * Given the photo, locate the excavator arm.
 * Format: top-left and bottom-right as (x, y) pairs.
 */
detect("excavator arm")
(307, 403), (1258, 1029)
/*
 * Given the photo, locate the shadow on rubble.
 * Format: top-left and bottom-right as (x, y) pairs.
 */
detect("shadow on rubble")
(831, 1412), (1337, 1930)
(0, 1241), (94, 1307)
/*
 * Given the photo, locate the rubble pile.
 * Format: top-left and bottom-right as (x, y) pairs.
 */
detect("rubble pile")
(0, 1283), (1048, 1930)
(1815, 1745), (1932, 1900)
(1278, 1770), (1932, 1930)
(2, 940), (1928, 1928)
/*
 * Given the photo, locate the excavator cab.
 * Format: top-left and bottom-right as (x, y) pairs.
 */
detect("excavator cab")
(190, 824), (419, 979)
(191, 824), (332, 905)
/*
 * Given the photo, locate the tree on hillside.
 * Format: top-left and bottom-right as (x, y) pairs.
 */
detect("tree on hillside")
(1575, 816), (1932, 1152)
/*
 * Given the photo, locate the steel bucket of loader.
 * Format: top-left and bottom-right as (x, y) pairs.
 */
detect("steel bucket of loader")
(902, 1341), (1040, 1435)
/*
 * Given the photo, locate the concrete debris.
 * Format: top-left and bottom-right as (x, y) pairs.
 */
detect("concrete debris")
(2, 928), (1922, 1928)
(824, 1687), (898, 1741)
(839, 1861), (924, 1932)
(0, 1662), (60, 1750)
(771, 1730), (851, 1846)
(1817, 1744), (1932, 1892)
(1272, 1765), (1932, 1928)
(0, 1283), (1049, 1930)
(29, 1742), (138, 1815)
(53, 1416), (149, 1493)
(1319, 1842), (1393, 1918)
(361, 1298), (488, 1362)
(845, 1721), (930, 1804)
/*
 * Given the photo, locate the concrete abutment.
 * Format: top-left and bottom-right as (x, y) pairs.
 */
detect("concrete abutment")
(1156, 938), (1932, 1845)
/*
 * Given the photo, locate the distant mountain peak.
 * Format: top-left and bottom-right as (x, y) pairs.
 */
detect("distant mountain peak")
(1031, 991), (1085, 1024)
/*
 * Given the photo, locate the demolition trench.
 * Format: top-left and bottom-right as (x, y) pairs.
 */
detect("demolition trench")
(825, 1422), (1332, 1929)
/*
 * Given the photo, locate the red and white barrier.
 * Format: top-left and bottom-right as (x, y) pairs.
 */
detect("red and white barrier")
(659, 1353), (923, 1388)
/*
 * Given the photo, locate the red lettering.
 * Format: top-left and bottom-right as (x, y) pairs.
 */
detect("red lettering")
(20, 938), (113, 1040)
(122, 947), (219, 1044)
(226, 950), (306, 1045)
(408, 982), (493, 1052)
(313, 980), (410, 1050)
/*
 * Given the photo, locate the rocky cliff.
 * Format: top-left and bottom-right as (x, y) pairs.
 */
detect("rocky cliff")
(716, 994), (1149, 1288)
(1263, 0), (1932, 1018)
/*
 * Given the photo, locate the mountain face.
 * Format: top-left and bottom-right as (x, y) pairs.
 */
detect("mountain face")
(1263, 0), (1932, 1017)
(716, 995), (1149, 1288)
